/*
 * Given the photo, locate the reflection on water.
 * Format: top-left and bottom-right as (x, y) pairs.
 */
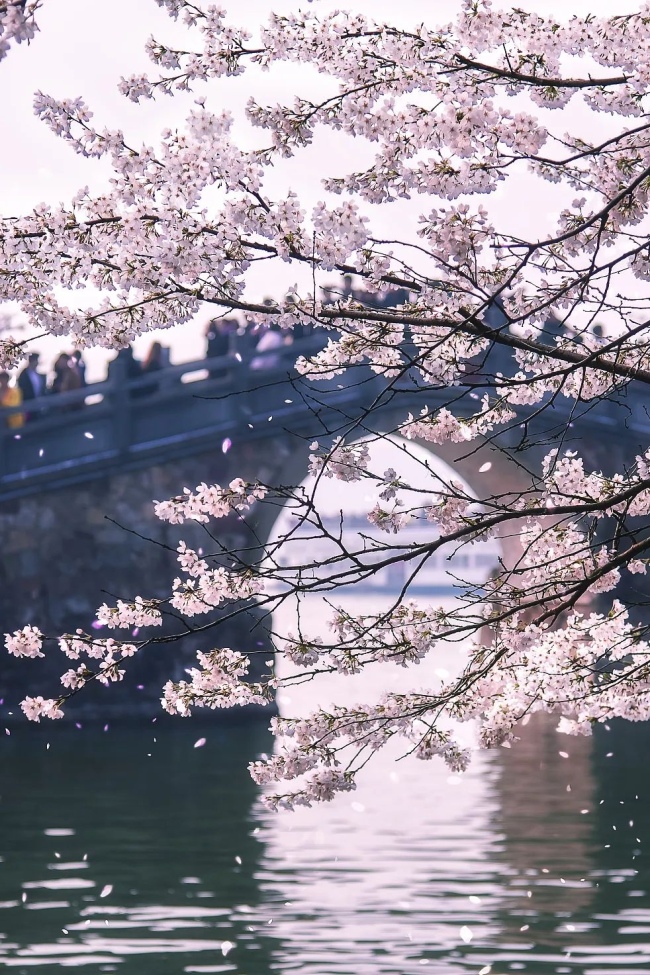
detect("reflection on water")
(0, 717), (648, 972)
(0, 723), (273, 974)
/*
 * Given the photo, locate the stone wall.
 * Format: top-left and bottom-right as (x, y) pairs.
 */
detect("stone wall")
(0, 434), (297, 721)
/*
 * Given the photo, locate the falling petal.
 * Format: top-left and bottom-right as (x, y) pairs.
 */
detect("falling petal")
(460, 926), (473, 943)
(100, 884), (113, 898)
(194, 737), (206, 748)
(284, 398), (293, 403)
(479, 967), (491, 975)
(4, 729), (9, 736)
(221, 941), (234, 957)
(235, 855), (242, 865)
(38, 448), (44, 457)
(132, 628), (139, 637)
(222, 437), (232, 454)
(84, 432), (94, 439)
(91, 621), (103, 630)
(478, 461), (491, 472)
(559, 751), (569, 758)
(469, 895), (481, 904)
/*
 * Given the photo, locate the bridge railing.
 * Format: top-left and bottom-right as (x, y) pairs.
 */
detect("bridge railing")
(0, 336), (401, 499)
(0, 335), (646, 502)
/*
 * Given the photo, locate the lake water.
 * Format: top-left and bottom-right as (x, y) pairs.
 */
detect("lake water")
(0, 714), (648, 974)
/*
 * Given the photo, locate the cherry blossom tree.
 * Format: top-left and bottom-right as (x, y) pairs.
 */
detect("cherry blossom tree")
(5, 0), (650, 808)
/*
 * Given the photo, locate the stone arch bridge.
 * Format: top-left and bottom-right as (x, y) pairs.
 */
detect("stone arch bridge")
(0, 337), (646, 718)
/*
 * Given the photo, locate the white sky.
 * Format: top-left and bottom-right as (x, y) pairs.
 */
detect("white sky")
(0, 0), (634, 379)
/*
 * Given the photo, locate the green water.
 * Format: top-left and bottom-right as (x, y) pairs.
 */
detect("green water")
(0, 718), (647, 974)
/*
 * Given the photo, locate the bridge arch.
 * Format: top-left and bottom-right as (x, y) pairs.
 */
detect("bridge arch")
(250, 410), (535, 578)
(0, 354), (639, 718)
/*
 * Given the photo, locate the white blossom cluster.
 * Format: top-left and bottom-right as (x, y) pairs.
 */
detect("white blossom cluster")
(5, 625), (44, 658)
(0, 1), (39, 62)
(95, 597), (162, 630)
(308, 438), (370, 482)
(249, 696), (470, 810)
(20, 697), (63, 722)
(401, 398), (516, 446)
(456, 602), (650, 748)
(161, 648), (271, 716)
(4, 625), (144, 715)
(154, 479), (267, 524)
(0, 337), (26, 371)
(170, 566), (262, 615)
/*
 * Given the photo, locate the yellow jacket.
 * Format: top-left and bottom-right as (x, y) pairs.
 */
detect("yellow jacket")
(2, 387), (24, 428)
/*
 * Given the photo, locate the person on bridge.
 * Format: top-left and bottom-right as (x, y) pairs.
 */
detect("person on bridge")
(250, 322), (288, 370)
(17, 353), (46, 421)
(70, 350), (87, 387)
(0, 372), (24, 429)
(49, 353), (83, 409)
(138, 341), (165, 396)
(233, 317), (261, 359)
(108, 346), (142, 397)
(205, 318), (233, 378)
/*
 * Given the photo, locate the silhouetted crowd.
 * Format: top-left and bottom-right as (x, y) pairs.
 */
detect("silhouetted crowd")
(0, 279), (435, 428)
(0, 350), (87, 428)
(1, 275), (610, 430)
(0, 297), (322, 428)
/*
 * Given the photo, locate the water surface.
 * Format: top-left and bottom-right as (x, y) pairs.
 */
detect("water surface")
(0, 716), (647, 973)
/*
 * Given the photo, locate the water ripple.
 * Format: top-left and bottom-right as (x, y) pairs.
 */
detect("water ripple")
(0, 722), (646, 972)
